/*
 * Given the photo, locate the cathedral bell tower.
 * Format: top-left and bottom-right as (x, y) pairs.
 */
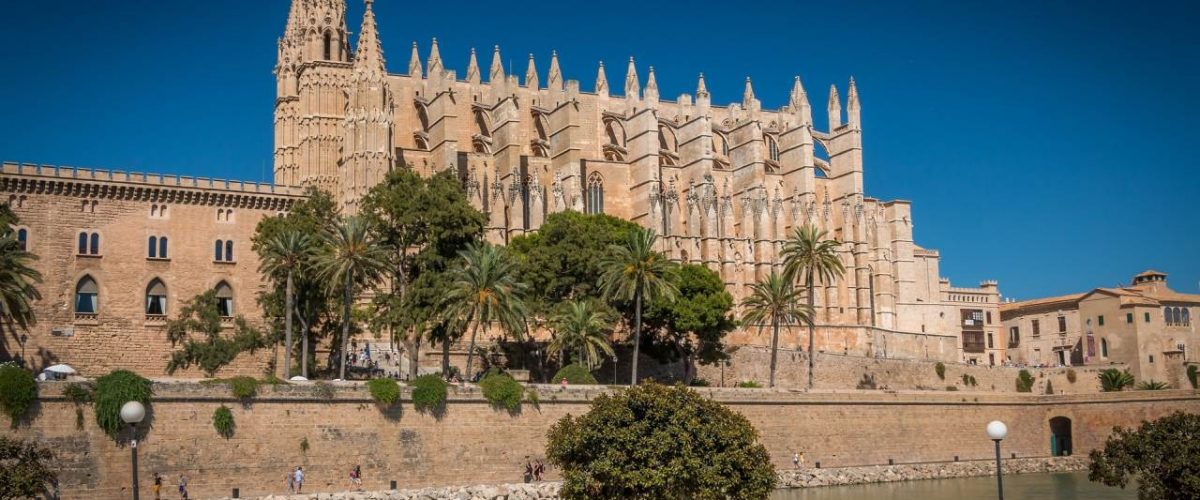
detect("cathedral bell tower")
(340, 0), (395, 213)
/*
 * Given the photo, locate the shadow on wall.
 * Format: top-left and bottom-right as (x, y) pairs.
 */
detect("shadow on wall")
(0, 324), (62, 373)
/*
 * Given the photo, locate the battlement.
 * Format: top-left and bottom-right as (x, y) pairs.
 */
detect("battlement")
(1, 161), (304, 197)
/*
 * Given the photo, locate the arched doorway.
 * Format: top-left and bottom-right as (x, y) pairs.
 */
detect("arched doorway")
(1050, 417), (1072, 456)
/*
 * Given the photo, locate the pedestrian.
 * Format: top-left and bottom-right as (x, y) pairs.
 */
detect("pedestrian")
(560, 378), (568, 390)
(351, 464), (362, 490)
(534, 460), (545, 481)
(524, 458), (533, 483)
(294, 466), (304, 494)
(798, 451), (806, 469)
(153, 472), (162, 500)
(792, 453), (800, 469)
(286, 467), (295, 494)
(177, 475), (188, 500)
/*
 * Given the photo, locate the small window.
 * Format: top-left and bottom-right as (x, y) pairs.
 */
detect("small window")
(1032, 319), (1040, 336)
(89, 233), (100, 255)
(586, 173), (604, 215)
(1098, 315), (1105, 327)
(75, 276), (99, 314)
(1058, 316), (1067, 333)
(986, 311), (992, 325)
(16, 228), (27, 251)
(1184, 308), (1191, 327)
(78, 232), (87, 254)
(1149, 355), (1154, 364)
(148, 236), (158, 258)
(214, 240), (224, 261)
(225, 240), (234, 262)
(159, 236), (168, 259)
(78, 231), (100, 255)
(1126, 313), (1133, 324)
(146, 279), (167, 316)
(215, 281), (234, 317)
(1145, 312), (1151, 323)
(987, 333), (994, 349)
(1101, 338), (1108, 357)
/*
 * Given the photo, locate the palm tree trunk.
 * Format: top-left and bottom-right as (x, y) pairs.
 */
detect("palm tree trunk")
(339, 269), (353, 380)
(408, 334), (420, 380)
(806, 273), (816, 390)
(296, 306), (309, 378)
(631, 288), (642, 385)
(465, 320), (481, 383)
(284, 271), (294, 379)
(441, 335), (451, 376)
(769, 315), (780, 388)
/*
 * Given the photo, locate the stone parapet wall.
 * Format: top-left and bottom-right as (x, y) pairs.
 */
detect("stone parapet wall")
(14, 381), (1197, 499)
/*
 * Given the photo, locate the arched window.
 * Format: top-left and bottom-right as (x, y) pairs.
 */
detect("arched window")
(586, 172), (604, 215)
(1101, 338), (1108, 358)
(215, 281), (234, 317)
(145, 279), (167, 316)
(89, 233), (100, 255)
(159, 236), (168, 259)
(16, 228), (27, 251)
(148, 236), (158, 258)
(78, 232), (87, 254)
(1184, 308), (1191, 326)
(323, 31), (332, 60)
(765, 134), (780, 162)
(75, 276), (99, 314)
(214, 240), (224, 261)
(225, 240), (234, 262)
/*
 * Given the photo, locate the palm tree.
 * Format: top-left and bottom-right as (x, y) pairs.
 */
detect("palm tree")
(442, 243), (527, 382)
(598, 228), (678, 384)
(781, 225), (846, 390)
(314, 216), (388, 380)
(547, 300), (616, 370)
(0, 233), (42, 332)
(740, 273), (811, 388)
(258, 230), (315, 379)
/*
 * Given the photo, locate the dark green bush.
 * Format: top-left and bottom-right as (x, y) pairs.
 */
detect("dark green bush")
(63, 382), (94, 404)
(228, 376), (258, 399)
(736, 380), (763, 388)
(0, 437), (58, 498)
(0, 365), (37, 427)
(480, 372), (523, 411)
(553, 363), (598, 385)
(1016, 369), (1035, 393)
(1100, 368), (1135, 392)
(212, 405), (234, 438)
(367, 378), (400, 406)
(1136, 380), (1168, 391)
(946, 386), (959, 391)
(94, 370), (153, 439)
(1067, 368), (1078, 384)
(688, 378), (711, 387)
(935, 362), (946, 380)
(410, 374), (447, 412)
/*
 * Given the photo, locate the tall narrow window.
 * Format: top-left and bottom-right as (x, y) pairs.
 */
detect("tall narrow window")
(78, 232), (88, 254)
(1031, 319), (1040, 336)
(225, 240), (234, 262)
(159, 237), (168, 259)
(1101, 338), (1108, 357)
(1184, 308), (1191, 326)
(145, 279), (167, 316)
(75, 276), (99, 314)
(215, 281), (234, 317)
(1058, 316), (1067, 333)
(16, 228), (27, 251)
(89, 233), (100, 255)
(148, 236), (158, 258)
(1098, 315), (1104, 326)
(214, 240), (224, 261)
(586, 173), (604, 215)
(765, 134), (780, 162)
(1126, 313), (1133, 323)
(323, 32), (332, 60)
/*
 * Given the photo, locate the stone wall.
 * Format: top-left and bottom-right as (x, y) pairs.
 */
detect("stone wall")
(13, 381), (1198, 499)
(696, 345), (1117, 393)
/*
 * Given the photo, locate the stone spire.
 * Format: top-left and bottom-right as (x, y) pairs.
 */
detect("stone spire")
(465, 48), (480, 84)
(525, 54), (539, 89)
(790, 76), (812, 125)
(547, 50), (563, 90)
(426, 38), (443, 76)
(595, 61), (609, 97)
(343, 0), (394, 213)
(408, 41), (421, 77)
(847, 77), (861, 129)
(828, 84), (842, 129)
(644, 66), (659, 104)
(489, 45), (504, 83)
(624, 57), (640, 101)
(352, 0), (386, 75)
(695, 73), (710, 109)
(743, 77), (760, 111)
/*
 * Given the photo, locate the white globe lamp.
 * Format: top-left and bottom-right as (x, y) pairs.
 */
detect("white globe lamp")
(986, 420), (1008, 441)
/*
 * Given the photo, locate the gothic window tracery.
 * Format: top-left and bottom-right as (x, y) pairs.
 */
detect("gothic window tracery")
(215, 281), (234, 317)
(586, 172), (605, 214)
(75, 276), (99, 315)
(146, 279), (167, 316)
(602, 118), (627, 162)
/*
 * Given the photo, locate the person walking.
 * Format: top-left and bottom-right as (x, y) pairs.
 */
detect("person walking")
(152, 473), (162, 500)
(294, 466), (304, 494)
(523, 458), (533, 483)
(534, 460), (545, 481)
(286, 467), (295, 494)
(350, 464), (362, 490)
(177, 475), (188, 500)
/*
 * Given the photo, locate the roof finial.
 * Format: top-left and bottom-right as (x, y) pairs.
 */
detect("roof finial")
(489, 45), (504, 83)
(408, 41), (422, 78)
(466, 47), (480, 84)
(624, 57), (640, 100)
(828, 84), (842, 129)
(547, 50), (563, 90)
(525, 53), (539, 89)
(426, 38), (443, 76)
(595, 60), (609, 96)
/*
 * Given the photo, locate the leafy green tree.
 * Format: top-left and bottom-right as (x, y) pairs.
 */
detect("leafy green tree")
(164, 290), (269, 376)
(257, 230), (315, 379)
(361, 169), (485, 379)
(0, 436), (57, 499)
(0, 364), (36, 427)
(314, 216), (388, 380)
(740, 272), (811, 388)
(442, 243), (527, 381)
(509, 211), (642, 313)
(1090, 411), (1200, 499)
(639, 264), (737, 367)
(598, 228), (677, 384)
(253, 188), (341, 378)
(547, 299), (615, 370)
(781, 225), (846, 389)
(0, 205), (41, 334)
(546, 383), (776, 499)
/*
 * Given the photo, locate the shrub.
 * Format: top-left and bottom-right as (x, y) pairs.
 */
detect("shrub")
(856, 373), (877, 390)
(480, 372), (523, 412)
(1089, 412), (1200, 498)
(367, 378), (401, 406)
(946, 386), (959, 391)
(63, 382), (94, 404)
(525, 388), (540, 406)
(1099, 368), (1135, 392)
(94, 370), (153, 439)
(313, 381), (335, 400)
(300, 437), (310, 454)
(1188, 365), (1198, 389)
(410, 375), (448, 412)
(0, 437), (57, 498)
(736, 380), (763, 389)
(935, 362), (946, 380)
(0, 365), (37, 427)
(1046, 381), (1055, 395)
(1136, 380), (1168, 391)
(1016, 370), (1035, 393)
(212, 405), (235, 438)
(228, 376), (259, 399)
(688, 378), (711, 387)
(547, 383), (776, 499)
(968, 375), (978, 386)
(1066, 369), (1078, 384)
(553, 364), (598, 385)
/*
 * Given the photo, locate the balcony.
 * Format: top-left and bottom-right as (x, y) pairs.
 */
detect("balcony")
(962, 332), (986, 353)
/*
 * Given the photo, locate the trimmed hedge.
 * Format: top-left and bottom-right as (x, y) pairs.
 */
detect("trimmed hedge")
(94, 370), (153, 439)
(480, 372), (523, 411)
(0, 365), (37, 427)
(410, 375), (447, 412)
(367, 378), (400, 406)
(553, 363), (598, 385)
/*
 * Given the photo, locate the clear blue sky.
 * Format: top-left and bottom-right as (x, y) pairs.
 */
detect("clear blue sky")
(2, 0), (1197, 299)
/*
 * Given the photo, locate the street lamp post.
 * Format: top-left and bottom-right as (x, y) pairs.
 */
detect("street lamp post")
(986, 420), (1008, 500)
(612, 355), (619, 385)
(121, 401), (147, 500)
